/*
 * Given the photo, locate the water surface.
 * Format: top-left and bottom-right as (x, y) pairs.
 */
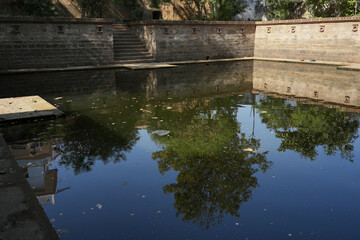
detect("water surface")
(1, 61), (360, 239)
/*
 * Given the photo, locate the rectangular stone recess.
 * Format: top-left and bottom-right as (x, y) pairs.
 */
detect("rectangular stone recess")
(0, 96), (63, 123)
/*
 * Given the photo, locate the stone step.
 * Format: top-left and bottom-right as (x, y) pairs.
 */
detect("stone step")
(114, 50), (150, 56)
(113, 43), (146, 47)
(113, 39), (144, 43)
(115, 58), (155, 64)
(115, 54), (152, 59)
(113, 46), (148, 50)
(113, 36), (141, 40)
(115, 55), (153, 60)
(114, 48), (149, 53)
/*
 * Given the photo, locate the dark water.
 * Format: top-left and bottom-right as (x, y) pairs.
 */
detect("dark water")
(1, 61), (360, 240)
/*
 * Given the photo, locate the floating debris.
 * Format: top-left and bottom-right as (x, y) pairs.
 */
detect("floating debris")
(130, 213), (135, 216)
(152, 130), (170, 136)
(135, 125), (149, 129)
(244, 148), (254, 152)
(235, 222), (241, 226)
(82, 211), (86, 215)
(166, 107), (172, 110)
(111, 123), (116, 125)
(50, 218), (55, 223)
(156, 210), (161, 214)
(54, 97), (63, 100)
(59, 213), (63, 216)
(96, 203), (102, 209)
(261, 111), (267, 114)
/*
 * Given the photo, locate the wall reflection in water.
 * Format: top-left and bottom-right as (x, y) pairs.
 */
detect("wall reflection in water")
(253, 61), (360, 109)
(9, 140), (60, 205)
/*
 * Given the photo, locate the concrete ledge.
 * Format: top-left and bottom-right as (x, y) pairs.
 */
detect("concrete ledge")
(130, 20), (255, 26)
(0, 58), (254, 74)
(0, 16), (114, 24)
(252, 57), (350, 66)
(337, 64), (360, 71)
(1, 57), (359, 74)
(255, 16), (360, 26)
(0, 136), (59, 240)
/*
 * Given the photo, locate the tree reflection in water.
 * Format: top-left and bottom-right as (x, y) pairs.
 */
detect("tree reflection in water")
(150, 96), (271, 229)
(256, 97), (359, 161)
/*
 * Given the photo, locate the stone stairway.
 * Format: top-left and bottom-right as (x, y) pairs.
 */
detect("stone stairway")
(113, 24), (154, 64)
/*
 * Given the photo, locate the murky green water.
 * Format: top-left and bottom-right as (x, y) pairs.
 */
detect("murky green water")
(1, 61), (360, 239)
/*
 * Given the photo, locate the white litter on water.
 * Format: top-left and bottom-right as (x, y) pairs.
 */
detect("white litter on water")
(152, 130), (170, 136)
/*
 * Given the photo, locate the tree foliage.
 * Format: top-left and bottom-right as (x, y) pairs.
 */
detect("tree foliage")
(171, 0), (247, 20)
(265, 0), (360, 19)
(264, 0), (304, 19)
(303, 0), (360, 17)
(11, 0), (58, 17)
(77, 0), (111, 18)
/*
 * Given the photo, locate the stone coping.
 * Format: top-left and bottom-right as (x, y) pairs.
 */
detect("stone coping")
(130, 17), (360, 27)
(129, 20), (255, 26)
(1, 16), (358, 26)
(0, 16), (114, 24)
(255, 16), (360, 25)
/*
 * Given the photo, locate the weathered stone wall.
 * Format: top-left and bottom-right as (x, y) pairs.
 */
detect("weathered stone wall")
(254, 17), (360, 63)
(131, 21), (256, 62)
(0, 17), (115, 70)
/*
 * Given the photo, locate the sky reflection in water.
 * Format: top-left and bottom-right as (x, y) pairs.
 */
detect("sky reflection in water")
(1, 61), (360, 240)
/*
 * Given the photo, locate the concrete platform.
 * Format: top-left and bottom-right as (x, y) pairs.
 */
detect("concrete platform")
(0, 96), (63, 124)
(0, 135), (59, 240)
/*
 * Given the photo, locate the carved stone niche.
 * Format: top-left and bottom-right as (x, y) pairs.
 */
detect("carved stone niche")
(353, 24), (358, 32)
(314, 91), (319, 98)
(287, 87), (291, 93)
(216, 27), (222, 34)
(291, 26), (296, 33)
(97, 25), (103, 34)
(12, 25), (20, 35)
(192, 27), (196, 34)
(149, 27), (153, 35)
(164, 27), (169, 34)
(345, 96), (350, 104)
(267, 27), (271, 33)
(57, 25), (64, 34)
(319, 25), (325, 33)
(240, 27), (245, 35)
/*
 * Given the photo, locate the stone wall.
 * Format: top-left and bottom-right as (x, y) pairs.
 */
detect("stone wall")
(0, 17), (115, 70)
(131, 21), (256, 62)
(254, 17), (360, 63)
